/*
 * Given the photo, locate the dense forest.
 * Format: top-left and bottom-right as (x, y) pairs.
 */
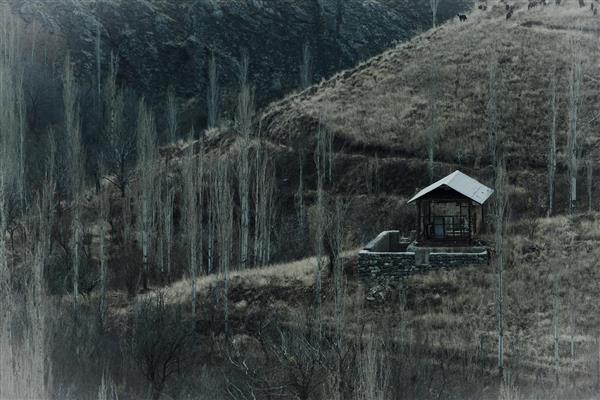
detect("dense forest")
(3, 0), (600, 399)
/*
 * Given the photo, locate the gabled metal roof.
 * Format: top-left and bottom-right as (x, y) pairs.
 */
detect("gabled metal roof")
(407, 170), (494, 205)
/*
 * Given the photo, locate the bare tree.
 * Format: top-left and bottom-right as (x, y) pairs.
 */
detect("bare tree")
(567, 42), (583, 215)
(207, 49), (219, 128)
(487, 57), (498, 174)
(95, 2), (101, 102)
(236, 54), (254, 270)
(183, 130), (204, 316)
(227, 323), (326, 400)
(426, 59), (440, 182)
(136, 98), (158, 292)
(366, 154), (381, 194)
(207, 165), (216, 274)
(214, 158), (233, 335)
(547, 69), (558, 216)
(569, 285), (576, 386)
(268, 328), (326, 400)
(314, 120), (332, 336)
(0, 9), (26, 212)
(166, 85), (178, 144)
(19, 184), (53, 400)
(494, 161), (509, 376)
(130, 292), (196, 400)
(430, 0), (440, 28)
(101, 54), (135, 198)
(328, 198), (346, 281)
(587, 156), (593, 212)
(356, 331), (390, 400)
(63, 53), (84, 303)
(0, 19), (53, 391)
(253, 145), (275, 267)
(160, 177), (175, 280)
(12, 68), (26, 210)
(300, 42), (313, 90)
(97, 372), (118, 400)
(295, 150), (307, 247)
(553, 279), (560, 385)
(98, 189), (109, 330)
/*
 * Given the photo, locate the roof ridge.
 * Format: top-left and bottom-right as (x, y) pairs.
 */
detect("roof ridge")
(408, 170), (494, 205)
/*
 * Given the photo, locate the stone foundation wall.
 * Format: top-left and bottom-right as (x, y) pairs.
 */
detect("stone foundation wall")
(429, 252), (489, 269)
(358, 251), (417, 281)
(359, 231), (489, 282)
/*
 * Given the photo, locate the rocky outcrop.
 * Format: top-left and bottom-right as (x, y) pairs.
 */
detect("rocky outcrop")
(10, 0), (471, 126)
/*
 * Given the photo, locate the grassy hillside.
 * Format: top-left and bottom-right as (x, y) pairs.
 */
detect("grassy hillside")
(260, 0), (600, 213)
(109, 212), (600, 399)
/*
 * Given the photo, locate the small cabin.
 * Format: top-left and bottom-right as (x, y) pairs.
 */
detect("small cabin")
(358, 170), (492, 282)
(408, 171), (494, 246)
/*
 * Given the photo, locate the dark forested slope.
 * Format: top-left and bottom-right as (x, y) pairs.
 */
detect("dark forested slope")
(10, 0), (472, 127)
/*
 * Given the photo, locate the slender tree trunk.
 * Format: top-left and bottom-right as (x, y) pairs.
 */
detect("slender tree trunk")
(136, 98), (158, 292)
(253, 146), (275, 267)
(64, 54), (83, 303)
(96, 9), (101, 103)
(495, 162), (508, 377)
(236, 54), (254, 270)
(487, 58), (498, 175)
(314, 121), (331, 338)
(163, 185), (174, 280)
(166, 86), (177, 144)
(568, 47), (582, 216)
(0, 16), (53, 394)
(16, 71), (25, 209)
(554, 282), (560, 385)
(207, 50), (219, 128)
(98, 190), (109, 330)
(184, 134), (198, 316)
(183, 132), (204, 316)
(430, 0), (439, 28)
(214, 159), (233, 337)
(300, 42), (312, 89)
(596, 335), (600, 390)
(569, 287), (576, 387)
(548, 70), (558, 216)
(587, 157), (593, 213)
(427, 60), (439, 183)
(296, 150), (306, 249)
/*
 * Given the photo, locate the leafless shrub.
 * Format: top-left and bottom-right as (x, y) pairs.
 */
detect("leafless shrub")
(128, 292), (197, 400)
(355, 331), (389, 400)
(229, 323), (327, 400)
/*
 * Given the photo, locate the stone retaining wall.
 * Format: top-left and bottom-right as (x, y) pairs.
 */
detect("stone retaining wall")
(429, 252), (489, 269)
(359, 231), (489, 281)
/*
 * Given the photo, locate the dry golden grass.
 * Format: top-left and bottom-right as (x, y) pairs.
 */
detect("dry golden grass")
(95, 212), (600, 397)
(260, 0), (600, 201)
(163, 256), (319, 305)
(392, 212), (600, 390)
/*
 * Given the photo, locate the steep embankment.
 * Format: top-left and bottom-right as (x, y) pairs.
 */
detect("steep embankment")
(10, 0), (471, 125)
(260, 0), (600, 214)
